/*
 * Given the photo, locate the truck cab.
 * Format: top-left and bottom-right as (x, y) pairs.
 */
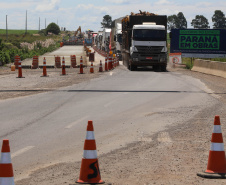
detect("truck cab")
(130, 23), (167, 71)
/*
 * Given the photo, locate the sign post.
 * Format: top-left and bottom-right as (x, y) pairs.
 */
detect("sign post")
(169, 53), (182, 67)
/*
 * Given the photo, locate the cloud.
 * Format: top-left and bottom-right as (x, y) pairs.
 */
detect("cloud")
(154, 0), (171, 5)
(1, 0), (226, 31)
(104, 0), (130, 4)
(36, 0), (61, 12)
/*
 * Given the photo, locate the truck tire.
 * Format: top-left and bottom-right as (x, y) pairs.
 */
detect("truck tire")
(153, 65), (161, 72)
(129, 64), (137, 71)
(161, 65), (167, 72)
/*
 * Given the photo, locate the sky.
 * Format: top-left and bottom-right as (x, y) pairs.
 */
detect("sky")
(0, 0), (226, 32)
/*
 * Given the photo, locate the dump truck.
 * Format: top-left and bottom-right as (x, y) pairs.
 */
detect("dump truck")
(122, 11), (167, 71)
(110, 17), (123, 60)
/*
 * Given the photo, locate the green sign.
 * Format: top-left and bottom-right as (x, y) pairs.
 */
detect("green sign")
(179, 30), (220, 50)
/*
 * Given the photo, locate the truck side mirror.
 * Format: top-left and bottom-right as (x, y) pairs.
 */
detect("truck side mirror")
(114, 35), (116, 41)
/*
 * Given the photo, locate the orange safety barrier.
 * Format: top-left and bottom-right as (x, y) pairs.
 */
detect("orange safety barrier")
(76, 120), (104, 184)
(197, 115), (226, 178)
(14, 55), (20, 69)
(71, 55), (77, 68)
(32, 55), (39, 69)
(55, 56), (61, 68)
(0, 140), (15, 185)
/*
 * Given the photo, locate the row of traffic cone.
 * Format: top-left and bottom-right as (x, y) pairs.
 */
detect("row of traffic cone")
(16, 56), (107, 78)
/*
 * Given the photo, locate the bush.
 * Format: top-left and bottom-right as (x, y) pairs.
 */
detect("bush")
(46, 23), (60, 35)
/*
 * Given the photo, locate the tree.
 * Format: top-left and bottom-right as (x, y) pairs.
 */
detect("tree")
(101, 15), (112, 28)
(167, 12), (187, 31)
(176, 12), (187, 29)
(212, 10), (226, 28)
(191, 15), (210, 29)
(167, 15), (178, 31)
(46, 23), (60, 35)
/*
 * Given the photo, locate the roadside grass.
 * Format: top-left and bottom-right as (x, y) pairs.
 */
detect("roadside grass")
(0, 29), (39, 35)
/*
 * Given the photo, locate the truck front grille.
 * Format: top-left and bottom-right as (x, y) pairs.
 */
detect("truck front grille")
(136, 46), (163, 54)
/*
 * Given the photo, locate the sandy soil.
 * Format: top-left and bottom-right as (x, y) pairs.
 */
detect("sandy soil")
(1, 58), (226, 184)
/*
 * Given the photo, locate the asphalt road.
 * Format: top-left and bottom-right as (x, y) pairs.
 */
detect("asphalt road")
(0, 47), (217, 183)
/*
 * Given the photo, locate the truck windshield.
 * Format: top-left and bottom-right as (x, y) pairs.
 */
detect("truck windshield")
(133, 29), (166, 41)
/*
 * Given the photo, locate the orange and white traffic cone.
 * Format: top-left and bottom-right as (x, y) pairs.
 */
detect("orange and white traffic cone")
(0, 140), (15, 185)
(76, 120), (104, 184)
(108, 56), (112, 70)
(99, 60), (103, 72)
(105, 56), (108, 71)
(79, 56), (84, 74)
(197, 115), (226, 178)
(117, 56), (119, 66)
(112, 56), (114, 69)
(41, 57), (48, 77)
(17, 60), (24, 78)
(90, 61), (94, 73)
(61, 57), (66, 75)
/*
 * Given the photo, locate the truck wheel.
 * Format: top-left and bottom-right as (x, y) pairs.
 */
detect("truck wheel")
(161, 65), (167, 72)
(129, 64), (136, 71)
(154, 65), (161, 72)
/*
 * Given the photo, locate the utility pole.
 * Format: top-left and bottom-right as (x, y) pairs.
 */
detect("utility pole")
(6, 15), (8, 41)
(25, 10), (27, 34)
(39, 17), (40, 31)
(45, 18), (46, 29)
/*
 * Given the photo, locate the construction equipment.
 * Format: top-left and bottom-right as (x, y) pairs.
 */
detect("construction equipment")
(75, 26), (82, 38)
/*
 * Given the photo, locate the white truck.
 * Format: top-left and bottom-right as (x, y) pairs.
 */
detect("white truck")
(101, 28), (111, 52)
(110, 17), (123, 60)
(122, 13), (168, 71)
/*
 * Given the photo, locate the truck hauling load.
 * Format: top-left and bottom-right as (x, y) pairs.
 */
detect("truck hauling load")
(110, 17), (123, 60)
(121, 11), (167, 71)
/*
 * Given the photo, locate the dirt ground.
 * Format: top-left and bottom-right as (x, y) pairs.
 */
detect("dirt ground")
(0, 65), (103, 100)
(1, 61), (226, 184)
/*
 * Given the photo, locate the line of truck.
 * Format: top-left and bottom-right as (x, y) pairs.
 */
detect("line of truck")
(92, 11), (168, 71)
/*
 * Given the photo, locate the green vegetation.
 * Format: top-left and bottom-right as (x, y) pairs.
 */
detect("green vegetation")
(46, 23), (60, 35)
(0, 27), (63, 65)
(0, 29), (39, 35)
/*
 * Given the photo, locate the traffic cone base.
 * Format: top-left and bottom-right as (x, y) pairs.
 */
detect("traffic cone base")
(77, 159), (104, 184)
(206, 151), (226, 173)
